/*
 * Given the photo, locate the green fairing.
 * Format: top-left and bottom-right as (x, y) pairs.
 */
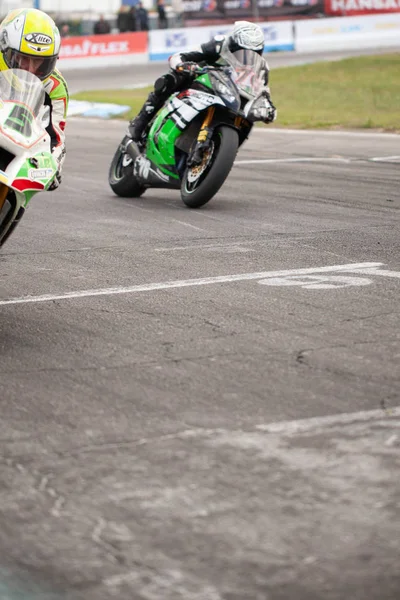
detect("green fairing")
(15, 151), (58, 206)
(195, 73), (213, 89)
(145, 74), (213, 180)
(146, 105), (181, 179)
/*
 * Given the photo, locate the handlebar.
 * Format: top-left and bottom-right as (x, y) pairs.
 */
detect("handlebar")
(177, 64), (225, 76)
(196, 65), (223, 74)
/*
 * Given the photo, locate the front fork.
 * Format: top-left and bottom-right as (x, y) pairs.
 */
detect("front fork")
(188, 106), (215, 167)
(0, 183), (8, 213)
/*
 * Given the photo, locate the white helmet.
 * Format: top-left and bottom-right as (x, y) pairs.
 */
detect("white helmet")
(229, 21), (264, 55)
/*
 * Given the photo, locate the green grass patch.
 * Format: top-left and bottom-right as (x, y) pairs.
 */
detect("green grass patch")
(71, 54), (400, 131)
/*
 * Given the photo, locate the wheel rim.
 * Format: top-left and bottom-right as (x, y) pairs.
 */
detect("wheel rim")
(113, 151), (132, 182)
(112, 136), (135, 182)
(184, 140), (216, 194)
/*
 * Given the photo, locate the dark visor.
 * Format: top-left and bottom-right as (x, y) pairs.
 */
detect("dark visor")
(4, 48), (57, 80)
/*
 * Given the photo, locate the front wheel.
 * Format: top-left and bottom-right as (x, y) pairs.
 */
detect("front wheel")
(181, 126), (239, 209)
(109, 136), (146, 198)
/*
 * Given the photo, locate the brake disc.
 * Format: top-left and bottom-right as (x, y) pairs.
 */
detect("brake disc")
(187, 142), (214, 183)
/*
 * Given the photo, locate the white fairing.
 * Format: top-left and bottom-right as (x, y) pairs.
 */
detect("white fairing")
(0, 69), (56, 202)
(165, 92), (224, 130)
(0, 69), (55, 185)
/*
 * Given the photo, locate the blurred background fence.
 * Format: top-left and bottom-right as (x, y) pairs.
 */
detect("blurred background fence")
(1, 0), (399, 36)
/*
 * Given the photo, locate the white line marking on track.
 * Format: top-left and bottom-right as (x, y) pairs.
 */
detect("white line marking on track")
(256, 406), (400, 434)
(235, 155), (400, 166)
(253, 127), (400, 139)
(385, 434), (398, 446)
(370, 155), (400, 162)
(170, 218), (206, 232)
(1, 262), (398, 307)
(122, 82), (151, 90)
(155, 243), (254, 253)
(68, 407), (400, 454)
(235, 157), (351, 165)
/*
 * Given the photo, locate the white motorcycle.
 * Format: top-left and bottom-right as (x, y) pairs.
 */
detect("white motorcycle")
(0, 68), (58, 248)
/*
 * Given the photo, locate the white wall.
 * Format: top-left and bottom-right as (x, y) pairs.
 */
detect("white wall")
(0, 0), (32, 14)
(0, 1), (136, 15)
(39, 1), (130, 14)
(0, 1), (153, 18)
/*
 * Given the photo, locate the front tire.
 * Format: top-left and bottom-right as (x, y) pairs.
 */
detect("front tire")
(181, 126), (239, 209)
(109, 136), (146, 198)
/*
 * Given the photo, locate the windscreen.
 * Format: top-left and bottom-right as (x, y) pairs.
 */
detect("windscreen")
(0, 69), (45, 117)
(221, 48), (267, 99)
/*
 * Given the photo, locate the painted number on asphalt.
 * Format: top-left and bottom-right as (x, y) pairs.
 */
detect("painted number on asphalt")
(258, 275), (372, 289)
(257, 264), (400, 290)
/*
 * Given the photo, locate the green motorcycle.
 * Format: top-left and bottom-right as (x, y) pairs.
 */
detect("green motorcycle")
(0, 69), (58, 248)
(109, 49), (273, 209)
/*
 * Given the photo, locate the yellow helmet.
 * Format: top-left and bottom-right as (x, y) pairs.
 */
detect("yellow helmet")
(0, 8), (60, 80)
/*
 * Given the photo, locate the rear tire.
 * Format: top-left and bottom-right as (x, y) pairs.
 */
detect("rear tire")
(181, 126), (239, 209)
(109, 136), (146, 198)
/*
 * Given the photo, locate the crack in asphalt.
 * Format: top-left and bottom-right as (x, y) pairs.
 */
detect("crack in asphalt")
(341, 310), (400, 323)
(0, 347), (284, 376)
(2, 332), (400, 378)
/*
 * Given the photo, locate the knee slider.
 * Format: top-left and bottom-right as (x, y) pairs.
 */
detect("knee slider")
(154, 75), (168, 95)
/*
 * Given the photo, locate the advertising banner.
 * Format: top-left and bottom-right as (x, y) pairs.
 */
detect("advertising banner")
(149, 20), (294, 60)
(58, 32), (148, 69)
(295, 12), (400, 51)
(59, 32), (147, 60)
(324, 0), (400, 16)
(182, 0), (324, 20)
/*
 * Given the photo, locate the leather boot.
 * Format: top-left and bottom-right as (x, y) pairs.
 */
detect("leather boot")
(129, 93), (161, 142)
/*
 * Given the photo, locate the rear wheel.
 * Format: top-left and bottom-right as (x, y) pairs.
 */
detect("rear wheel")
(181, 126), (239, 209)
(109, 136), (146, 198)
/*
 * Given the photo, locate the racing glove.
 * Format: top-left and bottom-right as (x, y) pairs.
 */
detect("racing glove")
(262, 91), (277, 124)
(47, 170), (62, 191)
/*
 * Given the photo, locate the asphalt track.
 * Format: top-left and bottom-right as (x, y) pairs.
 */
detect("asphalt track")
(0, 49), (400, 600)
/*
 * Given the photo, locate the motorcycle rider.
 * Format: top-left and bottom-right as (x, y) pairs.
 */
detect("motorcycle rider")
(0, 8), (68, 190)
(129, 21), (277, 144)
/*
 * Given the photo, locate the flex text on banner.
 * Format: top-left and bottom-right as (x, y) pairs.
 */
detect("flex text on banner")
(59, 32), (148, 69)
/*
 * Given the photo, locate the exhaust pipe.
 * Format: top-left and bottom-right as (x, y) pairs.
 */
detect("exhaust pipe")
(126, 139), (141, 161)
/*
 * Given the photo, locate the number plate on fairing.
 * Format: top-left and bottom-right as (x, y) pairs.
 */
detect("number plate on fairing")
(134, 155), (151, 180)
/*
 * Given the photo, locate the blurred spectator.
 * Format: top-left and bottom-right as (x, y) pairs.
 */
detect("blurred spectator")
(171, 0), (184, 27)
(117, 5), (138, 33)
(157, 0), (168, 29)
(93, 14), (111, 35)
(117, 6), (129, 33)
(126, 6), (137, 31)
(136, 2), (149, 31)
(216, 0), (226, 17)
(60, 23), (70, 38)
